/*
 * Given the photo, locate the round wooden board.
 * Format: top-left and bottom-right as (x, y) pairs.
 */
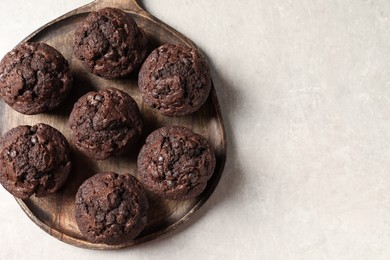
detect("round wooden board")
(0, 0), (226, 250)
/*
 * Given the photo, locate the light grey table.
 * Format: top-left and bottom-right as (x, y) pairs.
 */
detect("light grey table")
(1, 0), (390, 259)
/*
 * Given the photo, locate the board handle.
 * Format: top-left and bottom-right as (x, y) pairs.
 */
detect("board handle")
(93, 0), (144, 12)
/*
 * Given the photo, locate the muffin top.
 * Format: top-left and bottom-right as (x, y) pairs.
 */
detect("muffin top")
(73, 7), (147, 78)
(0, 123), (71, 199)
(139, 44), (212, 117)
(75, 172), (149, 244)
(138, 126), (216, 200)
(69, 87), (142, 160)
(0, 42), (72, 115)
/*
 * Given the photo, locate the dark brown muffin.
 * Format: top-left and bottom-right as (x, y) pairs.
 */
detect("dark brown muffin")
(137, 126), (216, 200)
(0, 123), (71, 199)
(75, 172), (149, 244)
(0, 42), (72, 115)
(69, 88), (142, 160)
(138, 44), (212, 117)
(73, 7), (147, 78)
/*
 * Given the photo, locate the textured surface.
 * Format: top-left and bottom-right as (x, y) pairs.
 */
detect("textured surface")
(138, 126), (215, 200)
(0, 123), (71, 199)
(2, 0), (390, 259)
(75, 172), (148, 244)
(73, 7), (147, 78)
(69, 87), (142, 160)
(0, 42), (72, 114)
(139, 44), (211, 116)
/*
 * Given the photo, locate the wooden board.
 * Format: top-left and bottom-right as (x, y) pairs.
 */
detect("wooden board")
(0, 0), (226, 250)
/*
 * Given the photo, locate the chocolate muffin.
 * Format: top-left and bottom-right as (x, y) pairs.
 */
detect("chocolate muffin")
(0, 123), (71, 199)
(69, 88), (142, 160)
(137, 126), (216, 200)
(138, 44), (212, 117)
(73, 7), (147, 78)
(75, 172), (149, 244)
(0, 42), (72, 115)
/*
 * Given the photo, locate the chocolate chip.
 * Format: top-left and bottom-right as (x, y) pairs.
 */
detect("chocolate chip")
(152, 171), (159, 178)
(172, 140), (180, 149)
(191, 176), (199, 184)
(31, 136), (38, 144)
(151, 89), (159, 98)
(43, 154), (50, 164)
(94, 94), (103, 101)
(182, 57), (191, 65)
(166, 180), (174, 188)
(10, 150), (17, 158)
(96, 213), (105, 222)
(106, 213), (115, 225)
(30, 125), (37, 133)
(89, 94), (104, 105)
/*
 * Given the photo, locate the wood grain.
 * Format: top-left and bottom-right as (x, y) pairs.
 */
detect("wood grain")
(0, 0), (226, 249)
